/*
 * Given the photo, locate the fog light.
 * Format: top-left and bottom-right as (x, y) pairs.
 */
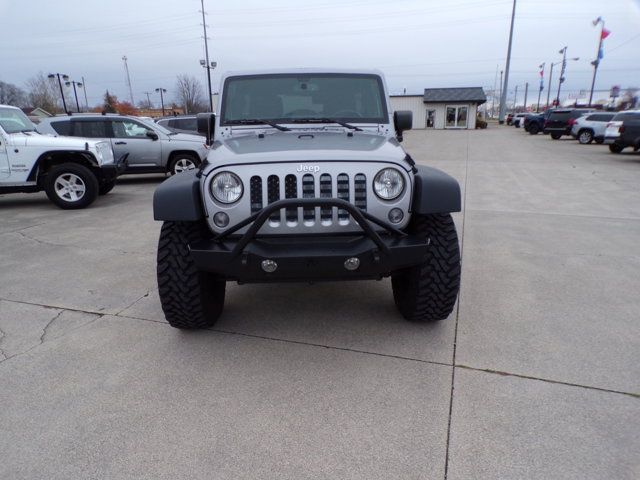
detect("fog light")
(261, 259), (278, 273)
(344, 257), (360, 271)
(388, 208), (404, 224)
(213, 212), (229, 227)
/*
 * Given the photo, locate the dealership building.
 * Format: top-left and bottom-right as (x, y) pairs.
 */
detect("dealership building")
(390, 87), (487, 130)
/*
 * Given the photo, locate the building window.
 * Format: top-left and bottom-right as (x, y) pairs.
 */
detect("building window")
(446, 105), (468, 128)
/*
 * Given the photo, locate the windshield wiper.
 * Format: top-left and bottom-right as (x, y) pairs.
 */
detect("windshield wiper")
(290, 118), (362, 131)
(227, 119), (291, 131)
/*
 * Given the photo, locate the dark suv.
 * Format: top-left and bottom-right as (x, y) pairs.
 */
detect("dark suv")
(543, 109), (595, 139)
(524, 109), (553, 135)
(604, 110), (640, 153)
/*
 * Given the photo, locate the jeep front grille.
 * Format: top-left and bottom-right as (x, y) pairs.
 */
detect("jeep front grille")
(249, 172), (368, 226)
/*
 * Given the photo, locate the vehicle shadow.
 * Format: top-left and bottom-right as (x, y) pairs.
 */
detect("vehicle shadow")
(116, 174), (167, 185)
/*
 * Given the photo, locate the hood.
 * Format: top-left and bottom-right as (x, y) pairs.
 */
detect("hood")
(14, 132), (102, 149)
(204, 131), (409, 171)
(168, 132), (206, 143)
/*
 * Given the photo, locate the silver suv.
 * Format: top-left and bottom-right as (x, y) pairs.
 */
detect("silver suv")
(153, 69), (462, 329)
(38, 114), (208, 174)
(570, 112), (616, 144)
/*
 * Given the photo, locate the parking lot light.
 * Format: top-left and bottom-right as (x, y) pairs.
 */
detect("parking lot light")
(48, 73), (69, 113)
(155, 88), (167, 116)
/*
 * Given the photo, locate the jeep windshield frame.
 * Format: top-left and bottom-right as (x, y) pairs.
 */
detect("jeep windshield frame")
(0, 107), (37, 134)
(220, 73), (388, 127)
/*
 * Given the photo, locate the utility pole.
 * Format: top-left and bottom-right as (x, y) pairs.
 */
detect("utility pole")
(498, 0), (517, 124)
(499, 70), (503, 112)
(523, 82), (528, 111)
(155, 88), (167, 116)
(513, 85), (518, 110)
(122, 55), (135, 105)
(546, 62), (555, 109)
(200, 0), (214, 111)
(81, 76), (89, 110)
(143, 91), (153, 108)
(492, 64), (498, 117)
(48, 73), (69, 113)
(588, 18), (606, 107)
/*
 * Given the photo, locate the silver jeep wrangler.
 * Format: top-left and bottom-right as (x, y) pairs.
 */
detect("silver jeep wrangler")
(153, 69), (461, 329)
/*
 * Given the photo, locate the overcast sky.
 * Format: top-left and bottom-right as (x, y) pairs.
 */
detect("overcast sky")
(2, 0), (639, 107)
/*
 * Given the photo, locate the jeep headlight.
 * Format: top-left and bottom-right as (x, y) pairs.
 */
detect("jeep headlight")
(210, 171), (243, 204)
(373, 168), (404, 200)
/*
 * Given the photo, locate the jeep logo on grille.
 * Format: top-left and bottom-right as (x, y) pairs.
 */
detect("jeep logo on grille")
(296, 164), (320, 173)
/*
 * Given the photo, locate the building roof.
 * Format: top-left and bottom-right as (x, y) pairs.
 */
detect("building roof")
(423, 87), (486, 105)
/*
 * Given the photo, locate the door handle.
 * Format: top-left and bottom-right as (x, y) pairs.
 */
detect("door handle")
(114, 141), (127, 145)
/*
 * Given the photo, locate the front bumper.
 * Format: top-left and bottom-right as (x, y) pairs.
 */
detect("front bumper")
(190, 198), (429, 282)
(98, 153), (128, 181)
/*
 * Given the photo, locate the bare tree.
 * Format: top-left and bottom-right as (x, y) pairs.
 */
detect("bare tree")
(174, 74), (207, 114)
(0, 81), (27, 107)
(25, 72), (61, 113)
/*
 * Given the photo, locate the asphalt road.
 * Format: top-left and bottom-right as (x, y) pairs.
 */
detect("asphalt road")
(1, 127), (638, 479)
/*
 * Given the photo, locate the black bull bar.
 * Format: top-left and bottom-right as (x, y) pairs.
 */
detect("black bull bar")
(189, 198), (430, 282)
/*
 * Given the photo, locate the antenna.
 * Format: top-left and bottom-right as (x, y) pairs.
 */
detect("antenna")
(122, 55), (135, 105)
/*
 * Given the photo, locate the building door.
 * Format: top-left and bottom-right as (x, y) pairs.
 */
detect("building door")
(445, 105), (468, 128)
(425, 109), (436, 128)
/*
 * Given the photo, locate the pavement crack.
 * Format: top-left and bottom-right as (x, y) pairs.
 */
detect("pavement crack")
(0, 325), (6, 360)
(40, 310), (64, 345)
(115, 290), (151, 316)
(456, 365), (640, 399)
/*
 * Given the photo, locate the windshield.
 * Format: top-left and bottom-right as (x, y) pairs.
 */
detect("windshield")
(221, 73), (388, 125)
(0, 107), (37, 133)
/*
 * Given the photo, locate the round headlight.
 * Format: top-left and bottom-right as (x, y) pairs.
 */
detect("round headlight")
(210, 171), (243, 204)
(373, 168), (405, 200)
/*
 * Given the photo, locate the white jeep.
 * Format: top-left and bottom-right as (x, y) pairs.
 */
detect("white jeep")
(0, 105), (125, 209)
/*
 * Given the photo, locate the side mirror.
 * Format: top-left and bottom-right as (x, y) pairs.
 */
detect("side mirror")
(146, 130), (159, 141)
(197, 112), (216, 145)
(393, 111), (413, 142)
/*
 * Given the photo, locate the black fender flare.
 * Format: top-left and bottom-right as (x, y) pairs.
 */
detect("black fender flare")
(153, 170), (204, 221)
(412, 165), (461, 214)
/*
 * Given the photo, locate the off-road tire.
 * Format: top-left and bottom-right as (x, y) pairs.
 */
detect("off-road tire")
(578, 129), (593, 144)
(44, 162), (99, 209)
(157, 221), (225, 329)
(550, 132), (562, 140)
(609, 144), (624, 154)
(528, 124), (540, 135)
(168, 154), (199, 175)
(99, 180), (116, 195)
(391, 213), (461, 322)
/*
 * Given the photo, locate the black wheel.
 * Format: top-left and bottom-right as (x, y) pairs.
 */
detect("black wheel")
(168, 154), (199, 175)
(609, 144), (624, 154)
(577, 129), (593, 144)
(391, 213), (461, 322)
(594, 137), (604, 144)
(528, 124), (540, 135)
(550, 133), (562, 140)
(44, 163), (99, 209)
(99, 180), (116, 195)
(157, 221), (225, 329)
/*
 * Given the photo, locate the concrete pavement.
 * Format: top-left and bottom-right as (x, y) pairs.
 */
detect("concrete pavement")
(1, 127), (638, 479)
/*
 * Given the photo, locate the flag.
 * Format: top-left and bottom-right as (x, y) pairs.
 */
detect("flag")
(601, 28), (611, 40)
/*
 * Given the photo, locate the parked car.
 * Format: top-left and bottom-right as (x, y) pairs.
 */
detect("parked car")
(156, 115), (204, 136)
(38, 114), (208, 175)
(570, 112), (616, 144)
(524, 110), (553, 135)
(0, 104), (126, 209)
(543, 108), (595, 139)
(153, 69), (462, 329)
(604, 110), (640, 153)
(512, 113), (528, 128)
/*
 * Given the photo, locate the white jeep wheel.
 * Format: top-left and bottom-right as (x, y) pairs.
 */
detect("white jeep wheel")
(54, 173), (86, 202)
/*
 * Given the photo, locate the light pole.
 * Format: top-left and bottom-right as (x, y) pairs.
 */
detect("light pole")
(555, 47), (580, 107)
(65, 80), (83, 112)
(523, 82), (528, 111)
(537, 63), (545, 112)
(513, 85), (518, 111)
(499, 70), (503, 113)
(200, 59), (217, 111)
(200, 0), (214, 111)
(48, 73), (69, 112)
(81, 76), (89, 110)
(498, 0), (517, 124)
(545, 61), (560, 109)
(155, 88), (167, 116)
(143, 91), (153, 109)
